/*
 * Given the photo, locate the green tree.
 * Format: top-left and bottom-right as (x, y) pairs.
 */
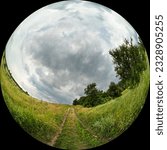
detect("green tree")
(107, 82), (122, 98)
(84, 83), (101, 107)
(109, 39), (147, 88)
(73, 98), (78, 105)
(117, 80), (126, 91)
(84, 83), (97, 96)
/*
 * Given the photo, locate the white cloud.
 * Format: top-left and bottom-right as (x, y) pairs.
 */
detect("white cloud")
(5, 0), (139, 104)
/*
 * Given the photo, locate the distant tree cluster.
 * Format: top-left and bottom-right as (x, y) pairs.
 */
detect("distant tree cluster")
(73, 82), (122, 107)
(73, 38), (147, 107)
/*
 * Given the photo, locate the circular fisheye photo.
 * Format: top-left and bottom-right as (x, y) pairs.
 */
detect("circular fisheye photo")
(1, 0), (149, 149)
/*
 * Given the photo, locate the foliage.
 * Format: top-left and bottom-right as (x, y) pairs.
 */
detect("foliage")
(109, 39), (147, 88)
(73, 82), (122, 107)
(73, 83), (105, 107)
(73, 38), (148, 107)
(75, 63), (149, 140)
(107, 82), (122, 98)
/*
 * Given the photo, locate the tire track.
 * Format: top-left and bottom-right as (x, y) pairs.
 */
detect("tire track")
(49, 107), (109, 148)
(54, 107), (89, 149)
(73, 108), (110, 143)
(73, 108), (98, 139)
(48, 107), (71, 146)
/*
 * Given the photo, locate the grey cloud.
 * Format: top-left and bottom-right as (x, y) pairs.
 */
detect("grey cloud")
(47, 1), (71, 10)
(29, 75), (70, 104)
(23, 22), (118, 104)
(6, 0), (139, 104)
(82, 0), (112, 13)
(24, 64), (30, 74)
(28, 38), (117, 103)
(47, 0), (82, 11)
(20, 5), (123, 104)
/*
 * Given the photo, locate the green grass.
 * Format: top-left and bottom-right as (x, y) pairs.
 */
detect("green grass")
(1, 53), (70, 143)
(75, 63), (149, 140)
(1, 51), (149, 149)
(55, 108), (102, 149)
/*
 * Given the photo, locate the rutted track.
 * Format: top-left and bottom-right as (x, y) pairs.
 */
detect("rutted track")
(73, 108), (98, 139)
(51, 107), (103, 149)
(73, 108), (110, 143)
(48, 108), (71, 146)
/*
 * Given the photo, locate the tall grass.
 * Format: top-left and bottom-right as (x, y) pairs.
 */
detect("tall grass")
(75, 63), (149, 141)
(1, 53), (70, 143)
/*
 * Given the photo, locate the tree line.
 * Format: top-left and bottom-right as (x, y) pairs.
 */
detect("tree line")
(73, 81), (124, 107)
(73, 38), (147, 107)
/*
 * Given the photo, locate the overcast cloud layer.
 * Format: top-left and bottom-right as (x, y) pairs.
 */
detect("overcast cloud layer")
(6, 0), (139, 104)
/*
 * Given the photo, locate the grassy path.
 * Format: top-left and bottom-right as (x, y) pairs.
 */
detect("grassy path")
(48, 108), (71, 146)
(54, 107), (102, 149)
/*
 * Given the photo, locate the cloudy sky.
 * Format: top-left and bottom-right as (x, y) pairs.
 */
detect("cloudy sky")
(6, 0), (139, 104)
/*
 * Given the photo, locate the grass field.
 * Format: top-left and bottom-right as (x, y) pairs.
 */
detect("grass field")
(75, 65), (149, 140)
(1, 53), (70, 144)
(1, 51), (149, 149)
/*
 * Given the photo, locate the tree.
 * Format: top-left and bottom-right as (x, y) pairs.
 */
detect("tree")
(84, 83), (97, 96)
(109, 39), (147, 88)
(73, 83), (105, 107)
(72, 82), (123, 107)
(107, 82), (122, 98)
(73, 99), (78, 105)
(117, 80), (126, 91)
(84, 83), (101, 107)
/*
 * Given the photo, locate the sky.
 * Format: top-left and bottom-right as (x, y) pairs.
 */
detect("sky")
(5, 0), (139, 104)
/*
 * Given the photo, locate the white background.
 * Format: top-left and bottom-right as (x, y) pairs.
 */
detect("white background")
(150, 0), (167, 149)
